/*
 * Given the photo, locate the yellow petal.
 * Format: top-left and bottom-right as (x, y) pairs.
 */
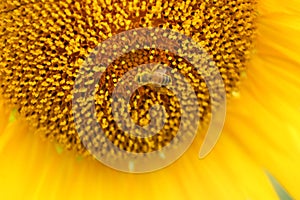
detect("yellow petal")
(0, 109), (279, 199)
(226, 3), (300, 198)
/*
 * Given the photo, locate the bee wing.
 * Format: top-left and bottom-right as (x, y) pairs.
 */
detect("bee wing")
(154, 68), (167, 74)
(151, 63), (160, 71)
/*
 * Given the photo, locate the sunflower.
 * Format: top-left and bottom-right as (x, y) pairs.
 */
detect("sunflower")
(0, 0), (299, 199)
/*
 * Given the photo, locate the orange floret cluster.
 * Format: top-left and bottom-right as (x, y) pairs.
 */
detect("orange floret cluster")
(0, 0), (256, 155)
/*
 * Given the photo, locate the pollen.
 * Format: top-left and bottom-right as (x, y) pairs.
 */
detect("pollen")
(0, 0), (256, 156)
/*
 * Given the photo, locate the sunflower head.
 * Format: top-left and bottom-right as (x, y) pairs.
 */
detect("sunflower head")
(0, 0), (256, 161)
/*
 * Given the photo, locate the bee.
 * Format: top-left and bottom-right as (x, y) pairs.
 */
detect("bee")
(135, 64), (172, 87)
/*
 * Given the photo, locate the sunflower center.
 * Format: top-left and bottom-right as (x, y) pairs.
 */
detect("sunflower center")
(0, 0), (256, 156)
